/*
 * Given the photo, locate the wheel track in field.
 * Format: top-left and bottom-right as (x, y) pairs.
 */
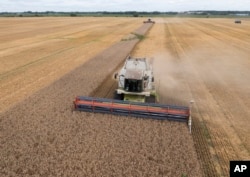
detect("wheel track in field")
(170, 22), (234, 177)
(168, 20), (250, 176)
(179, 20), (250, 175)
(165, 22), (219, 177)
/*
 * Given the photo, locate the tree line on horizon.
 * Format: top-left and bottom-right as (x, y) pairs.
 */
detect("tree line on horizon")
(0, 11), (249, 17)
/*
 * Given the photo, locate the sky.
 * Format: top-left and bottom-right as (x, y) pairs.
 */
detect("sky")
(0, 0), (249, 12)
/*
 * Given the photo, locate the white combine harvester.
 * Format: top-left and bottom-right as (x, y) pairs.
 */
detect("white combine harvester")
(74, 56), (193, 132)
(115, 56), (156, 102)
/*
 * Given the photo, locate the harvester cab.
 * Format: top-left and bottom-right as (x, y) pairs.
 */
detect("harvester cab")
(115, 56), (155, 102)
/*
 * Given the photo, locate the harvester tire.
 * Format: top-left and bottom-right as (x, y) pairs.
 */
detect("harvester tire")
(145, 95), (156, 103)
(114, 93), (124, 100)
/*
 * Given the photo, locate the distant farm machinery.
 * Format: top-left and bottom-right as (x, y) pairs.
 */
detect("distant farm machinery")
(235, 19), (241, 24)
(73, 56), (193, 132)
(143, 18), (155, 23)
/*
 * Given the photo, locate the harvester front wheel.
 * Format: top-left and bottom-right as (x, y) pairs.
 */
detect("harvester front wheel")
(114, 93), (124, 100)
(145, 95), (156, 103)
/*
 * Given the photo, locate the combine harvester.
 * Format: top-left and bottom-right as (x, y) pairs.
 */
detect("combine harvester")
(143, 18), (155, 23)
(74, 56), (193, 132)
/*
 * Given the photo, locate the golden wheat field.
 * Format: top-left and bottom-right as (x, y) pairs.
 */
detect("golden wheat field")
(0, 17), (250, 177)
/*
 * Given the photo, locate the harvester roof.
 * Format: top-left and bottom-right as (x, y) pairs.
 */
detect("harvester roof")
(125, 68), (143, 80)
(125, 57), (149, 70)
